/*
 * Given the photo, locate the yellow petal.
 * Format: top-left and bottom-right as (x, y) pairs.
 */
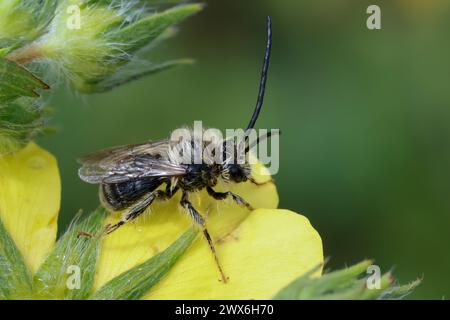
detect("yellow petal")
(0, 143), (60, 274)
(145, 209), (323, 299)
(93, 161), (278, 290)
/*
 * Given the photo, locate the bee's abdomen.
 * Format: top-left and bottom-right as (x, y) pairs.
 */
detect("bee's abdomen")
(100, 178), (163, 211)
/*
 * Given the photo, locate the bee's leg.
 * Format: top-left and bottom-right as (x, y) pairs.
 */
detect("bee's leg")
(180, 192), (228, 283)
(206, 186), (254, 211)
(77, 231), (94, 239)
(105, 189), (173, 234)
(249, 177), (274, 186)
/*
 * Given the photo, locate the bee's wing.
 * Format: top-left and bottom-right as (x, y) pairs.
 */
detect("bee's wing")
(78, 140), (186, 184)
(77, 140), (167, 165)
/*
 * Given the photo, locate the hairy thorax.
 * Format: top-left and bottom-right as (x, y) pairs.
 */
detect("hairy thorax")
(178, 163), (221, 191)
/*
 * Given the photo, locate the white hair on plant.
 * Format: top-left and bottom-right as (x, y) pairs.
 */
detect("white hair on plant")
(4, 0), (202, 93)
(25, 0), (138, 90)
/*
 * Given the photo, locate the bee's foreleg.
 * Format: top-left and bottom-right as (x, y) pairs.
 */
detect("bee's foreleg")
(249, 177), (274, 186)
(77, 231), (95, 239)
(105, 190), (171, 234)
(206, 186), (254, 211)
(180, 192), (228, 284)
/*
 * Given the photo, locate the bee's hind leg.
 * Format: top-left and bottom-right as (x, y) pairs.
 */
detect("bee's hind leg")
(180, 192), (228, 284)
(206, 186), (254, 211)
(105, 189), (173, 234)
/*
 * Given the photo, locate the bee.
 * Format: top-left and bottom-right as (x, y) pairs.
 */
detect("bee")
(78, 17), (275, 283)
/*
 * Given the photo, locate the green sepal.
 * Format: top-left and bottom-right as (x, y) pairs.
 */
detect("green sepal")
(90, 227), (198, 300)
(0, 98), (47, 155)
(106, 4), (203, 55)
(0, 216), (32, 299)
(87, 58), (194, 93)
(273, 260), (420, 300)
(32, 208), (107, 299)
(0, 58), (48, 103)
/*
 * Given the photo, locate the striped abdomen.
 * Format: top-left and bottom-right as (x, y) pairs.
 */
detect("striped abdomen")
(100, 178), (163, 211)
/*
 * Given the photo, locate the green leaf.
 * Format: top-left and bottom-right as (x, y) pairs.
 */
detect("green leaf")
(0, 59), (49, 103)
(273, 260), (420, 300)
(89, 59), (194, 92)
(106, 4), (203, 54)
(90, 227), (198, 300)
(0, 216), (32, 299)
(33, 208), (107, 299)
(0, 55), (48, 155)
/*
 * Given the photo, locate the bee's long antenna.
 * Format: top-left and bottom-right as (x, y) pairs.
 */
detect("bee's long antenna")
(245, 16), (272, 132)
(245, 129), (280, 154)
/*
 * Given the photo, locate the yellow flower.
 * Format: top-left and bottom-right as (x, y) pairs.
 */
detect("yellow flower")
(0, 143), (323, 299)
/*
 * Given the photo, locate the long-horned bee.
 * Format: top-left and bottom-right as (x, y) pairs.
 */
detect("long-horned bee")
(78, 17), (275, 283)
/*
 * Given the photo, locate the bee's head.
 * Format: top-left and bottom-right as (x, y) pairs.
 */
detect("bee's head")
(223, 163), (251, 183)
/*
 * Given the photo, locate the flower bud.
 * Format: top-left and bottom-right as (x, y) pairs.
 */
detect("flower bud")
(7, 1), (203, 93)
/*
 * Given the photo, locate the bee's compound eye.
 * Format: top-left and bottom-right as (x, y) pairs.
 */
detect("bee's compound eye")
(229, 165), (239, 176)
(229, 165), (244, 182)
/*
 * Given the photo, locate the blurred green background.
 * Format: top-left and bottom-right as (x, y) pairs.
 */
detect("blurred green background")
(39, 0), (450, 299)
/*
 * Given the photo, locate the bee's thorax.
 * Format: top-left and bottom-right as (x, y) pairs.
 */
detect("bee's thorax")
(179, 163), (220, 191)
